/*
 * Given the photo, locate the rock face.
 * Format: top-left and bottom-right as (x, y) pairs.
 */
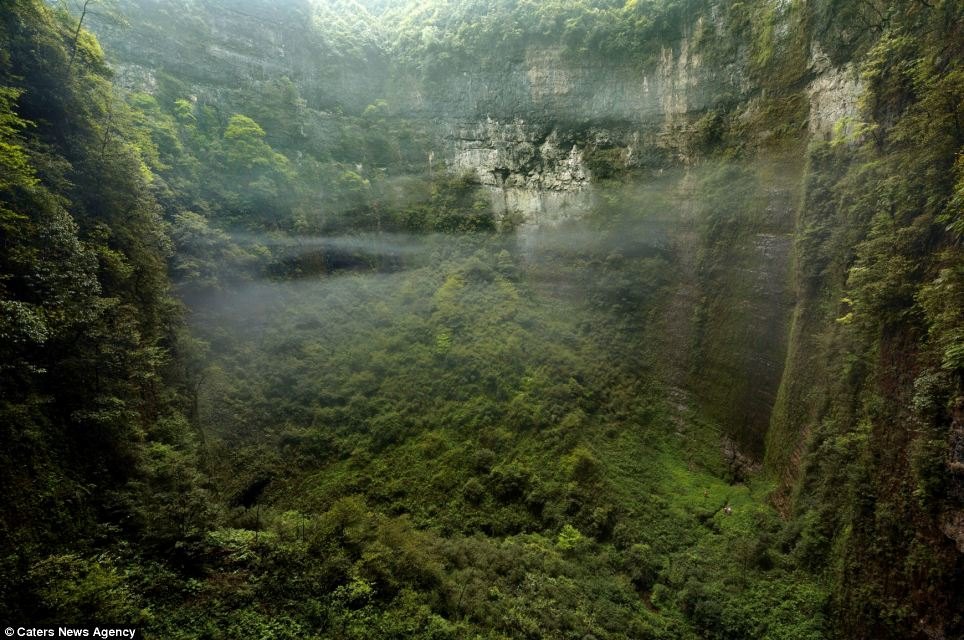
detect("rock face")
(390, 41), (724, 123)
(806, 44), (863, 139)
(446, 119), (593, 228)
(401, 34), (730, 223)
(91, 0), (390, 112)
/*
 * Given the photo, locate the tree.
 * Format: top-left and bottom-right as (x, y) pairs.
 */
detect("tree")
(220, 114), (293, 226)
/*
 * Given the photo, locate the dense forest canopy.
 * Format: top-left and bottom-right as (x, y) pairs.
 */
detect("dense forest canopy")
(0, 1), (961, 639)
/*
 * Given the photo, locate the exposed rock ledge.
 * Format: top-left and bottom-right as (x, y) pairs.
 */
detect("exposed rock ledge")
(447, 119), (593, 228)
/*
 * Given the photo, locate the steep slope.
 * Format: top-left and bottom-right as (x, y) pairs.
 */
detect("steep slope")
(0, 0), (212, 620)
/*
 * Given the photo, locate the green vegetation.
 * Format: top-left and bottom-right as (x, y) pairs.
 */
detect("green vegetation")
(0, 0), (199, 617)
(764, 4), (964, 635)
(385, 0), (706, 75)
(0, 1), (961, 639)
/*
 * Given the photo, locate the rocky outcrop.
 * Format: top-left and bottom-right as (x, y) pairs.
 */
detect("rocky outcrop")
(446, 119), (593, 228)
(806, 44), (862, 139)
(414, 34), (716, 226)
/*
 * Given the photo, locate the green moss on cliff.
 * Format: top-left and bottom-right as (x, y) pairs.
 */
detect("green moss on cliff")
(762, 3), (964, 637)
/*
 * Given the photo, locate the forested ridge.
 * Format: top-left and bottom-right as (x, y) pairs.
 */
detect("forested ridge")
(0, 1), (962, 638)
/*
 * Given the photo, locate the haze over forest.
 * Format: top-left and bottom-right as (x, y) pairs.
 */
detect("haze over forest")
(0, 1), (962, 638)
